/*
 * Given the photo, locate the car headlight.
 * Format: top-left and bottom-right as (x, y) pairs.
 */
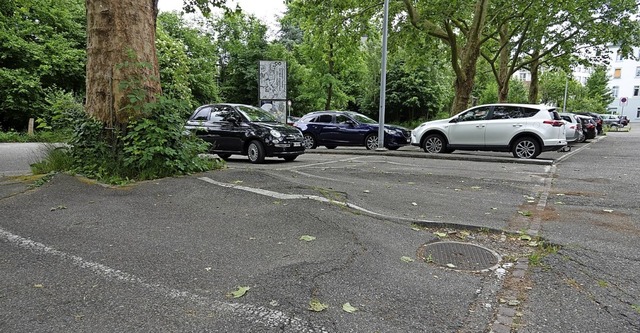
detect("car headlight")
(384, 128), (398, 135)
(270, 129), (282, 138)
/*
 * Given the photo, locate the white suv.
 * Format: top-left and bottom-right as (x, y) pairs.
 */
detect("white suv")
(411, 104), (567, 159)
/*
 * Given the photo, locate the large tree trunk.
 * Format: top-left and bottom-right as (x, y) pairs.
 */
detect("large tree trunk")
(497, 24), (510, 103)
(324, 42), (335, 110)
(448, 0), (489, 115)
(85, 0), (161, 129)
(528, 53), (540, 104)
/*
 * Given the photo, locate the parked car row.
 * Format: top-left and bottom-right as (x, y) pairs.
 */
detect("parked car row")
(184, 103), (305, 163)
(184, 103), (589, 163)
(600, 114), (629, 127)
(292, 110), (411, 151)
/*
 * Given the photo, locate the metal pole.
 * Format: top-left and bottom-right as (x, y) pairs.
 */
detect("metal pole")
(377, 0), (389, 151)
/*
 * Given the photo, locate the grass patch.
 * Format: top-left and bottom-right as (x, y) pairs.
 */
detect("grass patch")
(0, 130), (70, 143)
(30, 146), (73, 175)
(528, 241), (560, 267)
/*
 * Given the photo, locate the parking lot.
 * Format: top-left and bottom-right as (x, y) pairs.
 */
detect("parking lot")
(0, 130), (638, 332)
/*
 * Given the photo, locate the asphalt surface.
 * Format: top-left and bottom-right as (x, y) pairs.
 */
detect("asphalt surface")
(0, 129), (638, 332)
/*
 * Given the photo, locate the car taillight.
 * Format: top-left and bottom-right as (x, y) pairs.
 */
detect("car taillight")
(543, 120), (564, 127)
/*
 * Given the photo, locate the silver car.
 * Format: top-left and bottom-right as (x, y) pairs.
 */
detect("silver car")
(559, 112), (585, 143)
(411, 104), (567, 159)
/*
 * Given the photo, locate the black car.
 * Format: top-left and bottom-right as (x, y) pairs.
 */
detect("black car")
(576, 112), (603, 134)
(185, 104), (305, 163)
(576, 115), (597, 140)
(293, 111), (411, 150)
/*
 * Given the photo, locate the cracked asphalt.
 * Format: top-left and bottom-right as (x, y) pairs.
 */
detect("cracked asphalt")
(0, 129), (638, 332)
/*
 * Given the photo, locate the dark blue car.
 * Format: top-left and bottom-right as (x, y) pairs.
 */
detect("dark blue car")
(293, 111), (411, 150)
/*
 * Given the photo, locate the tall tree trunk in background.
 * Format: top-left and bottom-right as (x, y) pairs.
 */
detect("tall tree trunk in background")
(528, 51), (540, 104)
(449, 0), (489, 115)
(324, 42), (335, 110)
(85, 0), (161, 129)
(497, 24), (510, 103)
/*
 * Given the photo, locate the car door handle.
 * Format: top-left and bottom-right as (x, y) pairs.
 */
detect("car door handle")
(512, 124), (523, 127)
(476, 125), (485, 128)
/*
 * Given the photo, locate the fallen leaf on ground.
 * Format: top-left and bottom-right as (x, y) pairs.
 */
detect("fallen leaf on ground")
(434, 232), (447, 238)
(309, 299), (328, 312)
(300, 235), (316, 242)
(342, 303), (358, 313)
(401, 256), (414, 263)
(227, 286), (250, 298)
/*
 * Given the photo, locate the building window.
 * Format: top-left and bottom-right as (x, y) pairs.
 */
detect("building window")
(637, 107), (640, 118)
(519, 72), (527, 81)
(612, 86), (619, 98)
(616, 52), (624, 61)
(635, 86), (640, 97)
(613, 68), (622, 78)
(637, 67), (640, 77)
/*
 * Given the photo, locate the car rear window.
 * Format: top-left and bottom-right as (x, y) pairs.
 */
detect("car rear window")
(522, 107), (541, 118)
(313, 114), (332, 123)
(548, 110), (561, 120)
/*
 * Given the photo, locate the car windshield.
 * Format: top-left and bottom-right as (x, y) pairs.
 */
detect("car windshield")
(347, 112), (377, 124)
(236, 105), (278, 122)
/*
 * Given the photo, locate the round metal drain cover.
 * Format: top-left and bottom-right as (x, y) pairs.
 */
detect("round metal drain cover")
(419, 241), (501, 272)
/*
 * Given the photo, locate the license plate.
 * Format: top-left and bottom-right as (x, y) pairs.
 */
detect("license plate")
(293, 142), (302, 147)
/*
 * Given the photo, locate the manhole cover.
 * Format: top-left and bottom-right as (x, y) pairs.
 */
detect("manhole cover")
(418, 241), (501, 272)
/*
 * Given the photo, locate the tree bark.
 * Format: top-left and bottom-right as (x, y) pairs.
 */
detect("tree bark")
(449, 0), (489, 115)
(528, 51), (540, 103)
(497, 24), (510, 103)
(85, 0), (161, 128)
(324, 42), (335, 110)
(402, 0), (489, 116)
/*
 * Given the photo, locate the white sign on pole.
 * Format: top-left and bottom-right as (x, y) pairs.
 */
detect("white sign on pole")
(259, 61), (287, 100)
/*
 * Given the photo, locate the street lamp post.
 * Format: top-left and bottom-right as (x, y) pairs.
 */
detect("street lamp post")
(377, 0), (390, 151)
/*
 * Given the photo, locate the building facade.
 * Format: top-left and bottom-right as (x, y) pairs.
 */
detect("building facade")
(607, 46), (640, 123)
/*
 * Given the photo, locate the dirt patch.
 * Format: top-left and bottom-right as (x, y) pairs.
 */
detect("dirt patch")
(548, 190), (605, 198)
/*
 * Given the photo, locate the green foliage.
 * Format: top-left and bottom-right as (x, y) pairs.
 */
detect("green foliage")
(0, 0), (85, 130)
(584, 66), (614, 111)
(157, 12), (220, 107)
(67, 97), (221, 183)
(30, 146), (73, 174)
(36, 88), (85, 133)
(120, 98), (215, 179)
(286, 0), (370, 111)
(211, 10), (270, 105)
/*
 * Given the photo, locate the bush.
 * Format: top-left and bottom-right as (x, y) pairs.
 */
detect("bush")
(65, 96), (222, 183)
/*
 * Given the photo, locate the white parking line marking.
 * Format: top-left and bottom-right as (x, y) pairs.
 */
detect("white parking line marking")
(0, 227), (328, 333)
(198, 177), (443, 226)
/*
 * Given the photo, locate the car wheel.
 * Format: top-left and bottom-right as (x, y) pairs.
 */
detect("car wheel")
(247, 140), (266, 163)
(365, 133), (378, 150)
(577, 132), (586, 143)
(283, 155), (298, 162)
(217, 153), (231, 160)
(325, 145), (337, 149)
(422, 134), (446, 153)
(512, 137), (540, 159)
(303, 133), (317, 149)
